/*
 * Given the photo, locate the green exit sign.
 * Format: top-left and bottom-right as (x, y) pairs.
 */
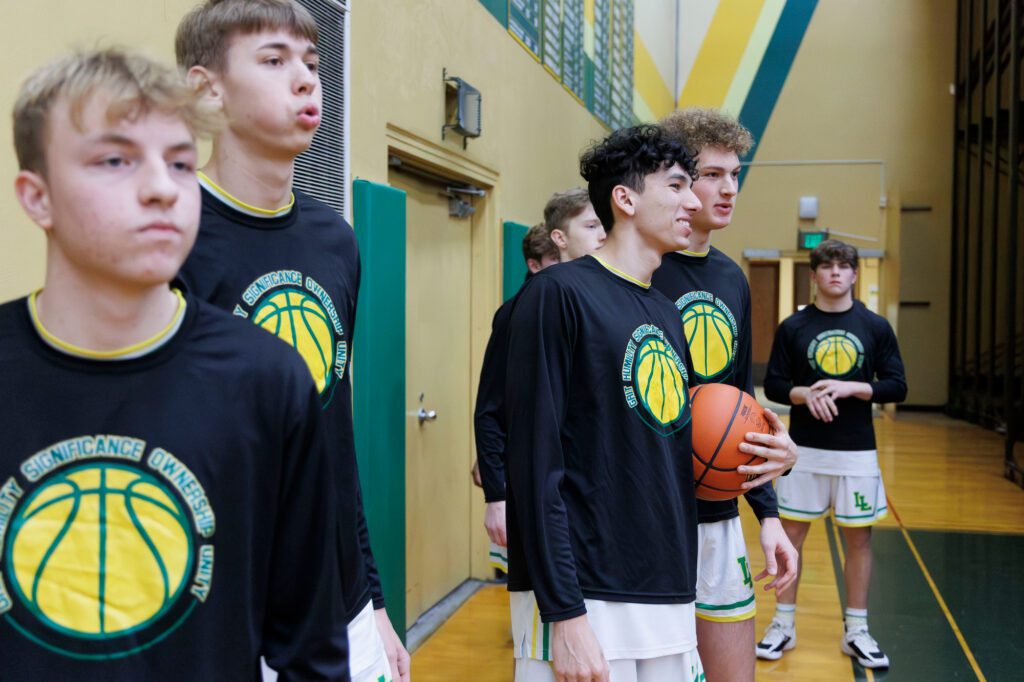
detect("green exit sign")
(798, 229), (828, 249)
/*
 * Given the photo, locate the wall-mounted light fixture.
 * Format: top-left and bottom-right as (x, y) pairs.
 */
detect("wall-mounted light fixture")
(442, 68), (481, 149)
(798, 196), (819, 220)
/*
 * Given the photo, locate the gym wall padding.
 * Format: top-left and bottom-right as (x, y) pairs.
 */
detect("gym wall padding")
(352, 179), (408, 640)
(503, 221), (530, 301)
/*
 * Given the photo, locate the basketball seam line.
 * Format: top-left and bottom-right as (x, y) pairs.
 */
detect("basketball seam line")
(694, 390), (743, 490)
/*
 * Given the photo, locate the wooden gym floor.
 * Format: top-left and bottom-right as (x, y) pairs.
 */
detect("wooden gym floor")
(410, 413), (1024, 681)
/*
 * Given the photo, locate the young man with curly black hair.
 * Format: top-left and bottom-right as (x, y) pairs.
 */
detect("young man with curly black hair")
(503, 125), (794, 682)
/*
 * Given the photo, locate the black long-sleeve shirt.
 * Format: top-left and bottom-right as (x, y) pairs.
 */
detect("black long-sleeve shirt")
(764, 301), (908, 450)
(177, 186), (383, 622)
(651, 248), (779, 523)
(0, 295), (347, 680)
(505, 256), (698, 623)
(474, 293), (518, 503)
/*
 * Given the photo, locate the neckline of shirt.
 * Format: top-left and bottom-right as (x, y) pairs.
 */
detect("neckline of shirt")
(198, 171), (295, 218)
(591, 255), (651, 289)
(28, 289), (187, 361)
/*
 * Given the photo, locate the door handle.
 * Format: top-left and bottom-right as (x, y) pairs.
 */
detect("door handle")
(418, 407), (438, 424)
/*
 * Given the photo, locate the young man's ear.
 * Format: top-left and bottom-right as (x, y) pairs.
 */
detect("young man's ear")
(186, 65), (222, 105)
(526, 258), (543, 274)
(14, 170), (54, 231)
(610, 184), (635, 218)
(550, 228), (568, 250)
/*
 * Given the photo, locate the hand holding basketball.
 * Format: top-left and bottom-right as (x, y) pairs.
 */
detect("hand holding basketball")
(737, 408), (798, 489)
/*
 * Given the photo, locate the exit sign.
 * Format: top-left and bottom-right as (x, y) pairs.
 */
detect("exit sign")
(798, 229), (828, 249)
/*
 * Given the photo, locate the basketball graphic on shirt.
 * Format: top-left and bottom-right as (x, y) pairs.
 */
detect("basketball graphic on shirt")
(253, 288), (335, 394)
(6, 463), (192, 638)
(808, 330), (864, 378)
(680, 296), (738, 381)
(635, 337), (687, 425)
(622, 325), (691, 436)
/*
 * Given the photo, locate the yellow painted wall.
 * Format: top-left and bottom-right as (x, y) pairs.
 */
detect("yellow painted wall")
(350, 1), (606, 214)
(0, 0), (198, 303)
(714, 0), (956, 406)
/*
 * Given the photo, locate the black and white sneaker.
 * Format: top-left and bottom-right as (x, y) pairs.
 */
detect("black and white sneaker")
(841, 626), (890, 668)
(756, 620), (796, 660)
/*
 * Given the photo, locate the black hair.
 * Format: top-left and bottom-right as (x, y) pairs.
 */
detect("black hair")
(579, 124), (697, 233)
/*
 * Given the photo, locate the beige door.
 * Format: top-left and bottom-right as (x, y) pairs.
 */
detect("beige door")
(390, 169), (473, 625)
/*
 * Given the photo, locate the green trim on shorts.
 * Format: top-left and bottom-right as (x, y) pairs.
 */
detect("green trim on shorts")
(489, 551), (506, 560)
(542, 621), (550, 660)
(695, 594), (756, 611)
(834, 506), (888, 520)
(779, 503), (830, 516)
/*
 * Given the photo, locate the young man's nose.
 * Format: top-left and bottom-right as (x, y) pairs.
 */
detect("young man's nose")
(138, 159), (178, 206)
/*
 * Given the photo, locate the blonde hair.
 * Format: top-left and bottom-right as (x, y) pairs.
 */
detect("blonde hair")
(13, 48), (218, 174)
(543, 187), (592, 234)
(659, 107), (753, 156)
(175, 0), (318, 70)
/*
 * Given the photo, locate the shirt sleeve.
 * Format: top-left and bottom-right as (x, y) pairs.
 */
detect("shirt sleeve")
(870, 319), (908, 404)
(743, 482), (779, 520)
(505, 276), (586, 623)
(264, 381), (351, 681)
(474, 306), (510, 502)
(735, 278), (755, 395)
(764, 323), (795, 404)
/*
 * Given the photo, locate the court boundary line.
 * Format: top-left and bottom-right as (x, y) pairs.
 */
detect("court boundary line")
(886, 496), (987, 682)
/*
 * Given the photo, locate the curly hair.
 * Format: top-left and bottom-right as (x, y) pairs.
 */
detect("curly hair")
(659, 107), (753, 157)
(579, 124), (696, 233)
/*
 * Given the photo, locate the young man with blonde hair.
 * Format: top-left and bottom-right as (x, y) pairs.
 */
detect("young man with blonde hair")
(544, 187), (607, 261)
(652, 107), (798, 681)
(173, 1), (407, 679)
(760, 239), (906, 669)
(1, 48), (346, 679)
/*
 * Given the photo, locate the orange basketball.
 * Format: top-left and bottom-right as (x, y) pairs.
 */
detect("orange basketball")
(690, 383), (772, 501)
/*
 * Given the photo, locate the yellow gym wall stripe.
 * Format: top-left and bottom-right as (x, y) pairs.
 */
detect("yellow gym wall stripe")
(584, 0), (595, 57)
(633, 91), (658, 125)
(678, 0), (766, 108)
(721, 0), (785, 115)
(633, 32), (675, 119)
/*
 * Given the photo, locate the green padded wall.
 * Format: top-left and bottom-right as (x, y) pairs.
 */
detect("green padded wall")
(352, 179), (407, 640)
(503, 221), (530, 301)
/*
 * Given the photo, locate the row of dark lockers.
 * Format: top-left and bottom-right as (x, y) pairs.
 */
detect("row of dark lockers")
(948, 0), (1024, 488)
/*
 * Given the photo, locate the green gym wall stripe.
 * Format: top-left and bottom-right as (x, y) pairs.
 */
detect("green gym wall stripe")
(738, 0), (819, 186)
(503, 221), (530, 301)
(353, 179), (407, 641)
(478, 0), (507, 26)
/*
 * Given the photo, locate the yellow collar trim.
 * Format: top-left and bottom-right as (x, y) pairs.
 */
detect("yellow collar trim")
(29, 289), (187, 360)
(592, 256), (651, 289)
(682, 249), (710, 257)
(198, 171), (295, 218)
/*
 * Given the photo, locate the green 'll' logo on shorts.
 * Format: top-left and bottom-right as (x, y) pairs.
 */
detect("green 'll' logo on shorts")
(854, 491), (872, 512)
(738, 556), (753, 588)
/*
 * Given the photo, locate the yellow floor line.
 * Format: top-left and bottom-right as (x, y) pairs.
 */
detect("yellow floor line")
(888, 498), (987, 682)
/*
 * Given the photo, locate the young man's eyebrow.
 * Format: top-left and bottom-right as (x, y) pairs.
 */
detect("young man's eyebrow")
(666, 172), (691, 182)
(91, 133), (138, 146)
(698, 165), (739, 173)
(167, 141), (198, 154)
(257, 41), (319, 56)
